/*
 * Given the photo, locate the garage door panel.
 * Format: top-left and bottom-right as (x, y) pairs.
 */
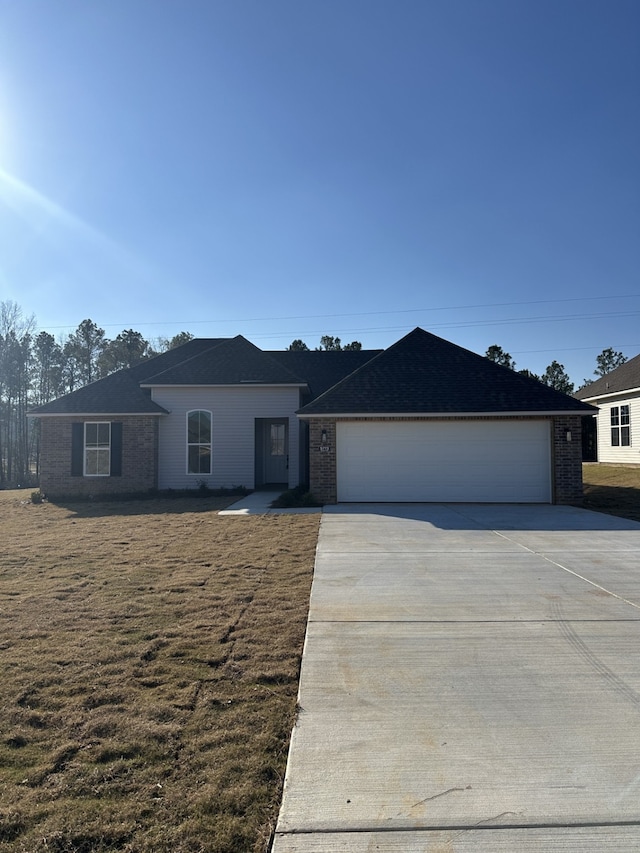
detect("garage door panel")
(337, 421), (551, 503)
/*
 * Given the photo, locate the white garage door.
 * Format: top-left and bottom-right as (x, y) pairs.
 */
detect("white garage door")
(337, 420), (551, 503)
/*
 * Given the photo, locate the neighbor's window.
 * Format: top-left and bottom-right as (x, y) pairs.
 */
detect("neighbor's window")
(187, 410), (212, 474)
(85, 422), (111, 476)
(611, 405), (631, 447)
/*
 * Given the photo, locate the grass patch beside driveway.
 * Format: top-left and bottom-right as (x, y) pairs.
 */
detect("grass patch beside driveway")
(583, 463), (640, 523)
(0, 490), (319, 853)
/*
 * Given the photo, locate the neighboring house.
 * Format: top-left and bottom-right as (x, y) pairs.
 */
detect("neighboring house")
(575, 353), (640, 464)
(31, 328), (595, 504)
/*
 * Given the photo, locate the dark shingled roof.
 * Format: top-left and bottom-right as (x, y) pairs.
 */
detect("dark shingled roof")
(32, 329), (599, 418)
(30, 370), (169, 415)
(268, 349), (383, 399)
(298, 327), (597, 416)
(575, 352), (640, 400)
(141, 336), (305, 386)
(31, 338), (230, 415)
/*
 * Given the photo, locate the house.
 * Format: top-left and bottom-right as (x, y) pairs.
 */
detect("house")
(575, 353), (640, 464)
(31, 328), (595, 504)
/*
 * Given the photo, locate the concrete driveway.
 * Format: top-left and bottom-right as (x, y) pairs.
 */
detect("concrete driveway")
(272, 504), (640, 852)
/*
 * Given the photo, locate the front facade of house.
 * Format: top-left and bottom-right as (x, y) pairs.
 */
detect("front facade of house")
(32, 329), (596, 504)
(151, 385), (303, 491)
(576, 353), (640, 465)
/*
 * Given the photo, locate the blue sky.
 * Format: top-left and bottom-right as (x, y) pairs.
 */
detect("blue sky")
(0, 0), (638, 385)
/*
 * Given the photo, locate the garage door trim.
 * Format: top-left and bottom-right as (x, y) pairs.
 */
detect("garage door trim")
(336, 419), (552, 503)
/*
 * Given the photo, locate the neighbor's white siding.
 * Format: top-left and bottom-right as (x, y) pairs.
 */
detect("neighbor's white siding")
(153, 386), (301, 490)
(592, 392), (640, 464)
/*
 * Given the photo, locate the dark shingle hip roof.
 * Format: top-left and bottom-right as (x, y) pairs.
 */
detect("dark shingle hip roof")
(297, 327), (597, 416)
(30, 329), (598, 418)
(30, 338), (229, 415)
(30, 370), (169, 416)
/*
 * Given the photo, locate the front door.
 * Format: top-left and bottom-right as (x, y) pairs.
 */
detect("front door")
(263, 420), (288, 484)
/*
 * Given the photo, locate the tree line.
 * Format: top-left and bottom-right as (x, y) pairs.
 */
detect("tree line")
(0, 301), (194, 487)
(484, 344), (627, 394)
(0, 299), (629, 487)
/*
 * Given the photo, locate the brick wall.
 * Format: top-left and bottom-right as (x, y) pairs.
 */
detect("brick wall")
(39, 416), (160, 499)
(308, 419), (337, 504)
(308, 416), (585, 505)
(552, 415), (584, 504)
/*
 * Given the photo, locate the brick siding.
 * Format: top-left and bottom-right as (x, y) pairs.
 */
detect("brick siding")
(309, 420), (337, 504)
(39, 416), (159, 499)
(308, 416), (584, 505)
(552, 415), (584, 504)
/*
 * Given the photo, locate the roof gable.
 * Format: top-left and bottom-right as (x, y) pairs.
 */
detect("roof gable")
(575, 352), (640, 400)
(298, 327), (596, 415)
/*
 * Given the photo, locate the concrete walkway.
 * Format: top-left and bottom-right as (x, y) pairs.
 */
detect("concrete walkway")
(218, 490), (321, 516)
(273, 503), (640, 851)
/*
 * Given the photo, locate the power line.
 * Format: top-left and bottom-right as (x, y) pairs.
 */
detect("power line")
(241, 309), (640, 342)
(513, 344), (640, 355)
(38, 293), (640, 332)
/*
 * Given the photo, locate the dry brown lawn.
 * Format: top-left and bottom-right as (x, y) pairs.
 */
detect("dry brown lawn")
(582, 463), (640, 523)
(0, 490), (320, 853)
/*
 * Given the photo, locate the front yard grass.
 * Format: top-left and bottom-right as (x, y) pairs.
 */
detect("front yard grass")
(582, 463), (640, 523)
(0, 490), (320, 853)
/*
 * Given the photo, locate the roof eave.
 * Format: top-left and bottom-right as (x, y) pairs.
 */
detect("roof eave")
(578, 385), (640, 403)
(29, 410), (169, 418)
(141, 382), (308, 389)
(297, 409), (597, 419)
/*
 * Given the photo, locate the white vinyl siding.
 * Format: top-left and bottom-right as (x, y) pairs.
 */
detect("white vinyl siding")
(594, 394), (640, 464)
(337, 420), (551, 503)
(153, 386), (300, 490)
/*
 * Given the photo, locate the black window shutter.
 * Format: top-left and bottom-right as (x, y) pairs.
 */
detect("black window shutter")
(110, 422), (123, 477)
(71, 423), (84, 476)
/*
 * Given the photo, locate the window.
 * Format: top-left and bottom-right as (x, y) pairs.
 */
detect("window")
(187, 411), (211, 474)
(270, 423), (285, 456)
(85, 422), (111, 475)
(71, 422), (122, 478)
(611, 405), (630, 447)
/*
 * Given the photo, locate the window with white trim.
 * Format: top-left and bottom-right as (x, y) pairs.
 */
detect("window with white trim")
(610, 405), (630, 447)
(187, 410), (212, 474)
(85, 422), (111, 476)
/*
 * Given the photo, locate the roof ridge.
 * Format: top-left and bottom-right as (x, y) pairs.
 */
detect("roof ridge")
(138, 337), (232, 383)
(238, 337), (309, 385)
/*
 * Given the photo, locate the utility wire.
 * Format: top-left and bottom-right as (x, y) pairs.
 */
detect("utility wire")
(39, 293), (640, 332)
